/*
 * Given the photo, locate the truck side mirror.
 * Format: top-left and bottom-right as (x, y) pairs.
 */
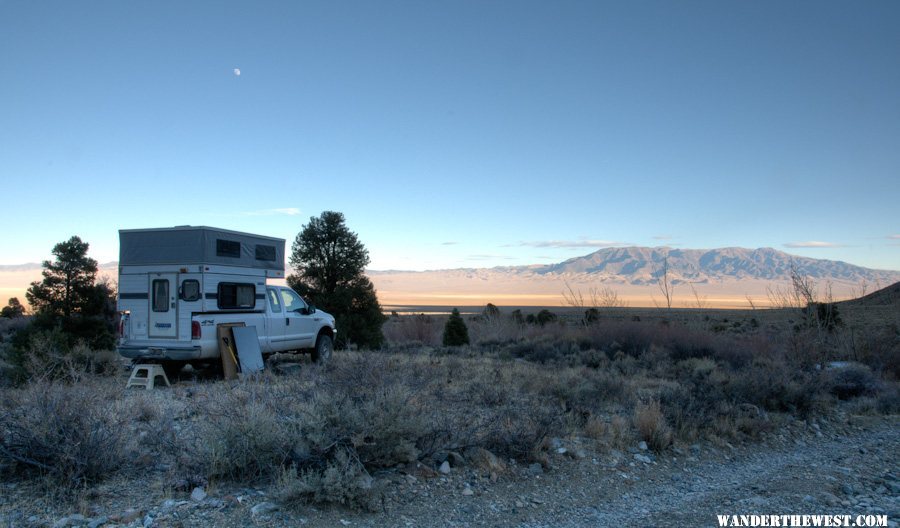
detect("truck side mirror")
(306, 304), (316, 314)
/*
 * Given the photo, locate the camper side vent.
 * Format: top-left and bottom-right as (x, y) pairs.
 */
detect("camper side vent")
(216, 239), (241, 258)
(255, 244), (276, 261)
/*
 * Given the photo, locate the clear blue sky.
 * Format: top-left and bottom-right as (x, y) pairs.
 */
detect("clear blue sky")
(2, 0), (898, 271)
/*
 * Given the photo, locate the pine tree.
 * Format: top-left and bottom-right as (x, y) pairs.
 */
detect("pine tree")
(287, 211), (385, 348)
(442, 308), (470, 346)
(26, 236), (99, 318)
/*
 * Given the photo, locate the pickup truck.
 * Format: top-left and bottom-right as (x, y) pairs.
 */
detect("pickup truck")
(118, 284), (336, 376)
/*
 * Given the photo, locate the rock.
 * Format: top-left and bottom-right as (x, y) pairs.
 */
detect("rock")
(566, 448), (587, 459)
(448, 451), (466, 467)
(439, 461), (451, 474)
(142, 514), (154, 527)
(87, 517), (108, 528)
(528, 463), (544, 475)
(638, 441), (648, 451)
(556, 447), (568, 455)
(634, 454), (653, 464)
(112, 509), (142, 524)
(462, 486), (474, 496)
(689, 444), (701, 456)
(204, 498), (226, 509)
(53, 515), (87, 528)
(466, 448), (506, 474)
(190, 487), (207, 502)
(821, 492), (840, 506)
(251, 502), (279, 517)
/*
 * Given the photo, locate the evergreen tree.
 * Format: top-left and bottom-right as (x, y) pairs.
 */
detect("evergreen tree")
(442, 308), (470, 346)
(1, 297), (25, 318)
(482, 303), (501, 321)
(26, 236), (99, 318)
(287, 211), (385, 348)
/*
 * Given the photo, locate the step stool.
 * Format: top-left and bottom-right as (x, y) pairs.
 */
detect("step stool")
(126, 364), (171, 390)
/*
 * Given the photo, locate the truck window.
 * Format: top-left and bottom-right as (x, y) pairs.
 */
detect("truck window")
(181, 280), (201, 301)
(280, 289), (307, 312)
(267, 288), (282, 313)
(217, 282), (255, 309)
(152, 279), (169, 312)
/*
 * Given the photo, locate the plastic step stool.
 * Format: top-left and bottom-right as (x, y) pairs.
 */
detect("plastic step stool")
(126, 364), (171, 390)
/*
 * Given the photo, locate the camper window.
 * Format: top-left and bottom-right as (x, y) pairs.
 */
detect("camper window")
(255, 244), (276, 261)
(217, 282), (255, 309)
(152, 280), (169, 312)
(181, 280), (201, 302)
(216, 239), (241, 258)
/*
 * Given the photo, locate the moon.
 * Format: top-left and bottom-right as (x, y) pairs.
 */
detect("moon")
(233, 68), (241, 76)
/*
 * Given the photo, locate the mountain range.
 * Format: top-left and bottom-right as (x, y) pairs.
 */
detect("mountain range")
(528, 247), (899, 285)
(367, 247), (900, 308)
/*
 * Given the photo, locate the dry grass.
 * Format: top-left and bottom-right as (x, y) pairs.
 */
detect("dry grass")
(633, 400), (673, 452)
(1, 303), (897, 509)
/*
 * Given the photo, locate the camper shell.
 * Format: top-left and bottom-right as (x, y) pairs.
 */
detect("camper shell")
(118, 226), (285, 342)
(116, 226), (337, 370)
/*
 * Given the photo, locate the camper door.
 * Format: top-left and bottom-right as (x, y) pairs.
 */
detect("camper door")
(149, 273), (178, 338)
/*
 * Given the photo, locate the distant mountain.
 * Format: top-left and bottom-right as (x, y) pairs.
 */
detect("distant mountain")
(532, 247), (900, 286)
(365, 247), (900, 308)
(0, 262), (118, 272)
(0, 263), (42, 272)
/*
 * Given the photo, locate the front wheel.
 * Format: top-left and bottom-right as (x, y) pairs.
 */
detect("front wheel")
(311, 334), (333, 364)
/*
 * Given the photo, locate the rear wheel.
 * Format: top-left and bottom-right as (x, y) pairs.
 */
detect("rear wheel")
(311, 334), (333, 364)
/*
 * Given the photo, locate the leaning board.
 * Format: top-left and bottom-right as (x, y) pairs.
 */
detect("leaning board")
(231, 326), (265, 374)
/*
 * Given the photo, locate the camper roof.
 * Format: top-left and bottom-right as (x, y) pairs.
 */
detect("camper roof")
(119, 226), (285, 271)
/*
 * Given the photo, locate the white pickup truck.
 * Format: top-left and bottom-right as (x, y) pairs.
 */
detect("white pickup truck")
(119, 284), (336, 374)
(116, 226), (337, 376)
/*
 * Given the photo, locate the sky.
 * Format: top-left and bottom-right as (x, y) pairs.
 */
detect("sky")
(1, 0), (899, 272)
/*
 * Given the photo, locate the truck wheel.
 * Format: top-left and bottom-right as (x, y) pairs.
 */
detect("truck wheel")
(311, 334), (333, 364)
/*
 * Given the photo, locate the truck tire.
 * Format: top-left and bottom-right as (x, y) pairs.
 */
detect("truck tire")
(311, 334), (333, 364)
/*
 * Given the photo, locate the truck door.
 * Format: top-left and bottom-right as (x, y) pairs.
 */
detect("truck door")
(281, 288), (317, 348)
(265, 287), (287, 353)
(148, 273), (178, 338)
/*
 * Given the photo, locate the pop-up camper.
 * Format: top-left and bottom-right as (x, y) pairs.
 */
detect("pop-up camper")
(117, 226), (335, 374)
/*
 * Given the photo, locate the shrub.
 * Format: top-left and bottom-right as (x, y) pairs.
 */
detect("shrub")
(276, 448), (376, 510)
(198, 400), (292, 481)
(0, 381), (127, 485)
(535, 309), (557, 326)
(443, 308), (470, 346)
(828, 363), (880, 400)
(383, 313), (441, 346)
(633, 399), (672, 452)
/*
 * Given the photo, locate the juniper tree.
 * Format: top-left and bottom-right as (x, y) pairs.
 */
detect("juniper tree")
(442, 308), (470, 346)
(287, 211), (385, 348)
